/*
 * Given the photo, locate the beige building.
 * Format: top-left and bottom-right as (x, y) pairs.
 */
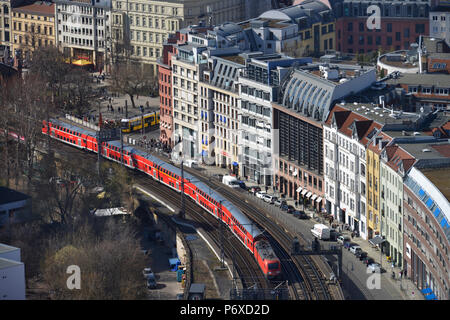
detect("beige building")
(11, 1), (55, 60)
(110, 0), (271, 74)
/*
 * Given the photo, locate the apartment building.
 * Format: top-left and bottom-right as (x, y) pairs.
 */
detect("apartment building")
(379, 144), (415, 269)
(332, 0), (430, 54)
(0, 0), (29, 61)
(403, 162), (450, 300)
(55, 0), (111, 70)
(273, 63), (376, 212)
(171, 41), (207, 159)
(323, 104), (382, 239)
(111, 0), (271, 73)
(430, 4), (450, 46)
(11, 1), (55, 60)
(199, 54), (243, 172)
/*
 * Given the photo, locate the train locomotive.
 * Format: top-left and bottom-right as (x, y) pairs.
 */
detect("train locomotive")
(41, 118), (281, 279)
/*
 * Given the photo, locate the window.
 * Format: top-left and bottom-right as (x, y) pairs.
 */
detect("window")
(415, 24), (425, 33)
(387, 23), (392, 33)
(359, 22), (364, 32)
(347, 22), (353, 31)
(387, 37), (392, 45)
(396, 32), (401, 41)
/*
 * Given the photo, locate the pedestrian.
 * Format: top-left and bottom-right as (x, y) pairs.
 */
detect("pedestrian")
(399, 271), (402, 279)
(111, 106), (114, 113)
(109, 97), (112, 104)
(351, 232), (354, 239)
(118, 106), (121, 113)
(265, 186), (268, 193)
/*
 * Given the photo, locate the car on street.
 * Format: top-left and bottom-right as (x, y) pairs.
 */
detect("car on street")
(343, 241), (356, 250)
(286, 205), (295, 214)
(280, 204), (289, 211)
(249, 186), (261, 195)
(293, 211), (308, 219)
(143, 267), (154, 279)
(329, 229), (339, 241)
(256, 191), (266, 199)
(356, 251), (368, 260)
(337, 235), (350, 245)
(238, 181), (246, 190)
(367, 262), (382, 273)
(146, 273), (157, 289)
(263, 194), (277, 204)
(176, 293), (184, 300)
(350, 245), (362, 255)
(362, 256), (375, 266)
(274, 199), (287, 207)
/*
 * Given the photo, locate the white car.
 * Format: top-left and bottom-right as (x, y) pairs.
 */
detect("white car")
(349, 245), (362, 255)
(367, 263), (382, 273)
(256, 191), (266, 199)
(263, 194), (276, 204)
(337, 235), (350, 244)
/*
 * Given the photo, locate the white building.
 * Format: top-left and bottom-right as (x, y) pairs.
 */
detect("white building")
(430, 5), (450, 47)
(55, 0), (112, 70)
(324, 104), (382, 239)
(0, 243), (25, 300)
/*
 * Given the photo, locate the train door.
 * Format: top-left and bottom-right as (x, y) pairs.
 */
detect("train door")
(78, 138), (82, 147)
(176, 181), (179, 191)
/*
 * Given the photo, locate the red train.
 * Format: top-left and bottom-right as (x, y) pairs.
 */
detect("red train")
(41, 118), (281, 278)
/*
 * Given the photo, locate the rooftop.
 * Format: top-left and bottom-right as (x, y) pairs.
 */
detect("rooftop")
(0, 187), (30, 206)
(396, 141), (450, 161)
(219, 54), (246, 65)
(13, 1), (55, 16)
(386, 73), (450, 87)
(0, 257), (23, 270)
(420, 167), (450, 201)
(0, 243), (18, 255)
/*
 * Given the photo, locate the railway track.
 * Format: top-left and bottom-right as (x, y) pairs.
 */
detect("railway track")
(42, 139), (270, 298)
(169, 164), (334, 300)
(33, 132), (331, 299)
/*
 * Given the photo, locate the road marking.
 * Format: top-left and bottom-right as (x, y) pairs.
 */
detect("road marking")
(134, 185), (176, 213)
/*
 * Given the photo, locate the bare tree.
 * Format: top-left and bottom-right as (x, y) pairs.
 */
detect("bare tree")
(110, 62), (157, 109)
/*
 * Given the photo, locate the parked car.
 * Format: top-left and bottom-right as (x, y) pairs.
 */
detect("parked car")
(249, 186), (261, 195)
(274, 199), (287, 207)
(256, 191), (266, 199)
(146, 274), (157, 289)
(329, 229), (339, 241)
(293, 211), (308, 219)
(263, 194), (277, 204)
(238, 181), (246, 190)
(337, 235), (350, 245)
(280, 204), (289, 211)
(356, 251), (368, 260)
(344, 242), (356, 250)
(350, 245), (362, 255)
(368, 262), (382, 273)
(286, 205), (295, 214)
(143, 267), (154, 279)
(362, 256), (375, 266)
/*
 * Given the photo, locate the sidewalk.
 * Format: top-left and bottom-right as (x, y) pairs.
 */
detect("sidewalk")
(342, 231), (423, 300)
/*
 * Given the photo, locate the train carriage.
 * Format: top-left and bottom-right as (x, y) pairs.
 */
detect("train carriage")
(41, 118), (280, 279)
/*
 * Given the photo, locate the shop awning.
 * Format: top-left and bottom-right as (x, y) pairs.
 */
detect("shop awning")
(316, 196), (323, 203)
(311, 194), (317, 201)
(301, 189), (308, 196)
(296, 187), (302, 193)
(369, 235), (385, 246)
(305, 191), (312, 198)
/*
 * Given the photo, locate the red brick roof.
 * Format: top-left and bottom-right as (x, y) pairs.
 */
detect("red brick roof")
(13, 1), (55, 16)
(384, 145), (415, 173)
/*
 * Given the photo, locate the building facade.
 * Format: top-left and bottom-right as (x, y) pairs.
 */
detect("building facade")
(430, 4), (450, 46)
(403, 166), (450, 300)
(110, 0), (271, 74)
(380, 144), (415, 269)
(333, 0), (430, 54)
(11, 1), (55, 61)
(55, 0), (111, 70)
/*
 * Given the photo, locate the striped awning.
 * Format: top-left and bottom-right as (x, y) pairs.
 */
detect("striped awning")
(296, 187), (302, 193)
(305, 192), (312, 198)
(316, 196), (323, 203)
(301, 189), (308, 196)
(311, 194), (318, 201)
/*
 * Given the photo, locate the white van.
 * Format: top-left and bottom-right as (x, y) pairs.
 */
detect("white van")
(311, 223), (330, 240)
(222, 175), (239, 188)
(184, 160), (198, 168)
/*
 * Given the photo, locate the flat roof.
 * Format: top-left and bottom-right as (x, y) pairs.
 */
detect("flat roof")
(420, 167), (450, 201)
(0, 257), (23, 270)
(387, 73), (450, 87)
(397, 141), (450, 160)
(219, 55), (246, 65)
(0, 187), (30, 206)
(0, 244), (18, 255)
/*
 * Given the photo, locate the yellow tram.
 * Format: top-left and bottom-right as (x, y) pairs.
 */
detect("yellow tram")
(121, 111), (160, 133)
